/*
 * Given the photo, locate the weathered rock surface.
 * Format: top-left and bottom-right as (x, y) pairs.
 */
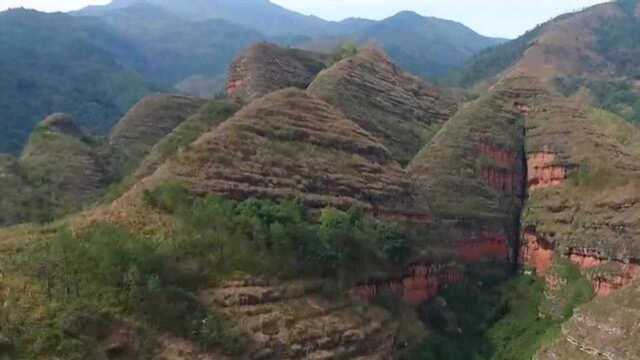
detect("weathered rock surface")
(199, 279), (400, 359)
(308, 47), (458, 165)
(537, 280), (640, 360)
(522, 102), (640, 274)
(109, 94), (207, 175)
(226, 43), (327, 104)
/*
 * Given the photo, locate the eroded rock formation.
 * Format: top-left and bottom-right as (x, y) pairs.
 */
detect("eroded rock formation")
(351, 263), (464, 305)
(200, 279), (401, 359)
(527, 151), (568, 190)
(519, 229), (555, 275)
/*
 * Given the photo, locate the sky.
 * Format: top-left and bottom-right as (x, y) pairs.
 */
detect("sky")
(0, 0), (608, 38)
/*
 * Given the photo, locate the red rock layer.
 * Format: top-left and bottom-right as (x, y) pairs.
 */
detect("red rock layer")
(456, 232), (510, 263)
(527, 152), (567, 189)
(519, 229), (554, 274)
(480, 167), (519, 194)
(477, 143), (517, 168)
(568, 249), (640, 297)
(226, 79), (244, 96)
(477, 143), (521, 195)
(351, 263), (464, 306)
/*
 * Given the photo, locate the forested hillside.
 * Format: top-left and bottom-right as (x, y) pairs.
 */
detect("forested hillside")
(0, 9), (152, 154)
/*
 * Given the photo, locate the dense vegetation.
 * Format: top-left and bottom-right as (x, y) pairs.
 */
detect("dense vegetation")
(94, 3), (266, 90)
(2, 184), (411, 358)
(356, 11), (505, 78)
(410, 262), (593, 360)
(0, 9), (152, 154)
(444, 24), (543, 87)
(555, 77), (640, 125)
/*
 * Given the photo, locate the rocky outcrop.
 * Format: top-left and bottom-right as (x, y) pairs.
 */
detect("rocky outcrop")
(519, 229), (555, 275)
(226, 43), (327, 103)
(522, 100), (640, 265)
(351, 262), (464, 306)
(200, 279), (400, 359)
(566, 248), (640, 297)
(537, 281), (640, 360)
(308, 47), (458, 164)
(109, 94), (206, 175)
(456, 232), (510, 264)
(527, 151), (568, 189)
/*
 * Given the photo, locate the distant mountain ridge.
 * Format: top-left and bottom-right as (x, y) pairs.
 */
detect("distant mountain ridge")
(76, 0), (505, 78)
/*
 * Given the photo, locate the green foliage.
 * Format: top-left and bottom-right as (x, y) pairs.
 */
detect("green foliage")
(618, 0), (639, 15)
(0, 9), (152, 154)
(7, 224), (244, 358)
(410, 273), (578, 360)
(594, 8), (640, 78)
(554, 76), (640, 125)
(445, 24), (543, 86)
(145, 184), (411, 283)
(330, 43), (359, 64)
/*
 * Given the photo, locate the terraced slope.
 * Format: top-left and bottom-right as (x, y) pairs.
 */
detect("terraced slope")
(308, 47), (458, 165)
(165, 88), (420, 215)
(226, 43), (328, 103)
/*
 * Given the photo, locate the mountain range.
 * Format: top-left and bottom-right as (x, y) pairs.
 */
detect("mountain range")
(2, 0), (640, 359)
(0, 0), (502, 154)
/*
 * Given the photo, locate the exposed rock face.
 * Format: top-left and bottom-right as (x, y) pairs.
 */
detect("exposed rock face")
(537, 281), (640, 360)
(226, 43), (327, 103)
(200, 279), (400, 359)
(456, 232), (510, 264)
(109, 94), (206, 175)
(527, 151), (568, 190)
(522, 101), (640, 265)
(409, 77), (538, 220)
(519, 229), (555, 275)
(308, 47), (458, 164)
(351, 262), (464, 305)
(164, 88), (424, 215)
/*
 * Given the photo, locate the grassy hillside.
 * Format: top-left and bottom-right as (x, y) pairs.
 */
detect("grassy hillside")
(0, 9), (152, 154)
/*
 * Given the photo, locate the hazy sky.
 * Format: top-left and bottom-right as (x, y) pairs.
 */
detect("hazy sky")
(0, 0), (608, 38)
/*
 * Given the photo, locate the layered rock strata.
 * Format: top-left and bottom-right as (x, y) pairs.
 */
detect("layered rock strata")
(226, 43), (327, 103)
(308, 47), (458, 164)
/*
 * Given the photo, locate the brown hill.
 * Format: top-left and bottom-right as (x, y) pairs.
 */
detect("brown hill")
(109, 94), (206, 175)
(226, 43), (328, 103)
(308, 47), (458, 165)
(164, 88), (420, 215)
